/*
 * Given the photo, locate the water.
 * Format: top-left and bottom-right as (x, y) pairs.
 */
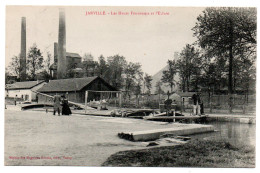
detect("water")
(190, 122), (256, 147)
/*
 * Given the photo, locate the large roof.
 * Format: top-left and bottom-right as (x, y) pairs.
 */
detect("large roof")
(37, 76), (116, 92)
(6, 80), (45, 90)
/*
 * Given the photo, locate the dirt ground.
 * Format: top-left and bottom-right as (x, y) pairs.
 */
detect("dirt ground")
(4, 107), (202, 166)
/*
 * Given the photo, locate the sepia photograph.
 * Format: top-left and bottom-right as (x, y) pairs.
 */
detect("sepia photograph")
(4, 5), (256, 167)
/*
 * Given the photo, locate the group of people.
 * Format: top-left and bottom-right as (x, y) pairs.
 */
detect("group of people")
(192, 91), (204, 116)
(53, 94), (72, 116)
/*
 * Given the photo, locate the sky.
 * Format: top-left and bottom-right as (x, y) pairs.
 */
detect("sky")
(5, 6), (205, 76)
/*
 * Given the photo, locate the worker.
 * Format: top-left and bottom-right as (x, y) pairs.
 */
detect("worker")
(192, 90), (201, 116)
(53, 94), (62, 116)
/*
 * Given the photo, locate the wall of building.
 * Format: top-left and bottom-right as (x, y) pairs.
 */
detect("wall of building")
(6, 82), (46, 102)
(6, 89), (32, 101)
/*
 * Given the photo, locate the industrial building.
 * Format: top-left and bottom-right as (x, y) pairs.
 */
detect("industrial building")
(37, 76), (117, 104)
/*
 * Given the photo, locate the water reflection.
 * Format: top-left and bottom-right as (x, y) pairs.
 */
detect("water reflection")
(191, 122), (255, 147)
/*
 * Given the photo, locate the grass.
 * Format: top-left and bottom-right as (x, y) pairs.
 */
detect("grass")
(102, 139), (255, 167)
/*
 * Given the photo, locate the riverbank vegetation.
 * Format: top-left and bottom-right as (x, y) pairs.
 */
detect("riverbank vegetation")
(102, 139), (255, 167)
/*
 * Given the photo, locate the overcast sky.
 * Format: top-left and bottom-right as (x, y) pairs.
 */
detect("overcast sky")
(6, 6), (205, 76)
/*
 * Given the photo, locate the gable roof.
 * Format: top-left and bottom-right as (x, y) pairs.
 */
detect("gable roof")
(6, 80), (45, 90)
(37, 76), (116, 92)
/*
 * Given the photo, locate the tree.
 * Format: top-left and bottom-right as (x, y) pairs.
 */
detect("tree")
(83, 53), (94, 61)
(82, 60), (99, 77)
(155, 81), (165, 103)
(124, 62), (143, 100)
(143, 73), (153, 95)
(155, 81), (165, 94)
(7, 55), (21, 79)
(106, 55), (127, 89)
(161, 60), (177, 92)
(27, 44), (44, 80)
(5, 70), (17, 84)
(44, 51), (52, 74)
(175, 44), (201, 92)
(193, 7), (256, 94)
(97, 55), (109, 77)
(36, 70), (52, 82)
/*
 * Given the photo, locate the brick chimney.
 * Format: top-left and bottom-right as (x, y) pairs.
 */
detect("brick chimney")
(57, 8), (66, 79)
(20, 17), (26, 81)
(54, 42), (58, 63)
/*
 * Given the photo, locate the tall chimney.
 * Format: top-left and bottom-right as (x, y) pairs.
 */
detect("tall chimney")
(54, 42), (58, 63)
(57, 8), (66, 79)
(20, 17), (26, 81)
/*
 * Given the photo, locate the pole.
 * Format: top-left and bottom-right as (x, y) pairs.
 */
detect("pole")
(119, 91), (122, 109)
(85, 91), (88, 114)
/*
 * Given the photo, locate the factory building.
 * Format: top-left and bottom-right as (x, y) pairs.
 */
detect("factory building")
(37, 76), (117, 103)
(49, 9), (82, 79)
(50, 42), (82, 79)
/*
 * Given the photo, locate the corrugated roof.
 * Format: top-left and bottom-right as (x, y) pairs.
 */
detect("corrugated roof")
(66, 52), (81, 58)
(37, 76), (99, 92)
(6, 80), (45, 90)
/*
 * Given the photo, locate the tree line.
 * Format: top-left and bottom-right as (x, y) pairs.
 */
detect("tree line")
(160, 7), (256, 96)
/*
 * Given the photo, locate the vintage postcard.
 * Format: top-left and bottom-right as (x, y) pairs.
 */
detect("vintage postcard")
(4, 5), (256, 167)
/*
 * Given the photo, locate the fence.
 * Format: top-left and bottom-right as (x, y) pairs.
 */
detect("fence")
(122, 94), (255, 114)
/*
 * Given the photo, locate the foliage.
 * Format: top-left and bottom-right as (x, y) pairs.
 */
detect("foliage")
(124, 62), (143, 99)
(175, 44), (201, 92)
(83, 53), (94, 61)
(155, 81), (165, 95)
(161, 60), (177, 92)
(97, 55), (109, 77)
(143, 73), (153, 95)
(106, 55), (127, 89)
(7, 55), (21, 78)
(193, 7), (256, 94)
(26, 44), (44, 80)
(81, 58), (99, 77)
(44, 51), (52, 74)
(36, 70), (52, 82)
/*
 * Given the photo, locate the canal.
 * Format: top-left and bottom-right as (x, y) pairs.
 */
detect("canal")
(191, 121), (256, 147)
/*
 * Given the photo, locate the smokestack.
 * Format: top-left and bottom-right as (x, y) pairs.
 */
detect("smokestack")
(20, 17), (26, 81)
(54, 42), (58, 63)
(57, 8), (66, 79)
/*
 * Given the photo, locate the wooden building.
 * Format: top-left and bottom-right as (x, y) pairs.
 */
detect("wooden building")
(37, 76), (117, 104)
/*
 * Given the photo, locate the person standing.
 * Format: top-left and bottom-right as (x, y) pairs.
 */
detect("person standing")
(53, 94), (62, 116)
(61, 95), (72, 115)
(192, 91), (201, 116)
